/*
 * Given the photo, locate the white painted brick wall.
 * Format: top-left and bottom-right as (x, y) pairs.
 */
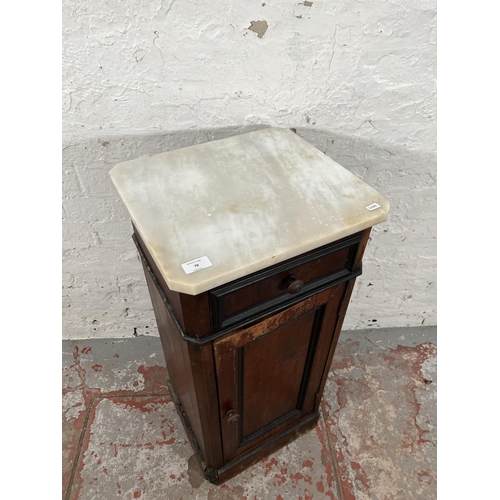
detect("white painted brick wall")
(62, 0), (436, 339)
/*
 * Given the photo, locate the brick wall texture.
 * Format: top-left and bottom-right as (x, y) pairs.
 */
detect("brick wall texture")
(62, 0), (436, 339)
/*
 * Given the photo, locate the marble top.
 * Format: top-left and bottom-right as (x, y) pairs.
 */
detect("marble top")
(109, 128), (389, 295)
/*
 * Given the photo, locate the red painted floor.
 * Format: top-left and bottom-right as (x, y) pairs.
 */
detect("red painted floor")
(62, 328), (436, 499)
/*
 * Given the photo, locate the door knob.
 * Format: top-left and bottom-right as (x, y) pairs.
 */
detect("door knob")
(225, 409), (240, 424)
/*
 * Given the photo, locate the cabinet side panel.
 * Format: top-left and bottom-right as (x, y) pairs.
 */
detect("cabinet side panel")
(314, 226), (371, 403)
(302, 282), (348, 413)
(134, 226), (212, 338)
(315, 277), (358, 411)
(187, 343), (224, 468)
(133, 226), (185, 330)
(353, 228), (371, 270)
(142, 261), (207, 460)
(180, 293), (212, 338)
(312, 227), (371, 404)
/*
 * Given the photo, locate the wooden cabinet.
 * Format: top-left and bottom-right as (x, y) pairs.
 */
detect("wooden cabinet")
(133, 225), (371, 484)
(110, 128), (389, 485)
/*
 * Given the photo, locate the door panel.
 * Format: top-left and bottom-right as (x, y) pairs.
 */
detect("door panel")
(242, 308), (316, 438)
(214, 284), (346, 462)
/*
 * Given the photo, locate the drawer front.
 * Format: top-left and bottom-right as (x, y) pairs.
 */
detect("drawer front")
(210, 233), (362, 331)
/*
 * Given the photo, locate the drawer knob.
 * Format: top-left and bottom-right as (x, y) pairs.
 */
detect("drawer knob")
(287, 278), (304, 294)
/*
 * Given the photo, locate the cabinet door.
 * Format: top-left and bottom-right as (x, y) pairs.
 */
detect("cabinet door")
(214, 283), (347, 462)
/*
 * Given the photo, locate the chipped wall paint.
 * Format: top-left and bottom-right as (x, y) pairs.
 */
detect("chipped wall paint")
(62, 0), (436, 339)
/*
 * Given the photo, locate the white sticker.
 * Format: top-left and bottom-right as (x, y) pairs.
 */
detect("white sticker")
(181, 256), (213, 274)
(366, 203), (381, 211)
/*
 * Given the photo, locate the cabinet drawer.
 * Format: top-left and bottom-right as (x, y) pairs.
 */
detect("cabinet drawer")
(209, 233), (362, 331)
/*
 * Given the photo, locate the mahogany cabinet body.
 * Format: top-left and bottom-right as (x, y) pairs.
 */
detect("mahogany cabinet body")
(133, 225), (371, 484)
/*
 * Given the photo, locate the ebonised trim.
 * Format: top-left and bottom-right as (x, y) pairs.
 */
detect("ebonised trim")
(209, 234), (362, 331)
(237, 347), (244, 447)
(296, 305), (326, 411)
(133, 233), (362, 346)
(240, 409), (301, 446)
(217, 411), (320, 478)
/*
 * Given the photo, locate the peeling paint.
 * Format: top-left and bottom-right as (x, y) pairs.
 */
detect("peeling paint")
(248, 20), (268, 38)
(324, 335), (437, 498)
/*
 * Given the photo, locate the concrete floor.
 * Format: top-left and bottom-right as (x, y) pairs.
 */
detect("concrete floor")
(62, 327), (436, 500)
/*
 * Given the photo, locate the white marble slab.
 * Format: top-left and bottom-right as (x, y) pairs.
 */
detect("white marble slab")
(109, 128), (389, 295)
